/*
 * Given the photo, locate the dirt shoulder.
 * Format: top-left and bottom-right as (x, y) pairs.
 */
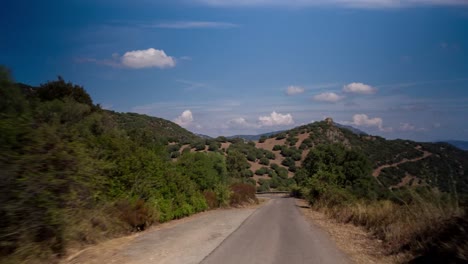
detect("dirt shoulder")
(64, 204), (263, 264)
(296, 199), (407, 264)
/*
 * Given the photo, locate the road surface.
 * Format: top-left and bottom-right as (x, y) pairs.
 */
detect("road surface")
(201, 196), (349, 264)
(67, 196), (349, 264)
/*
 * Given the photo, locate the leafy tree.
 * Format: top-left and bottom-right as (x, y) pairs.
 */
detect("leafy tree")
(226, 150), (250, 178)
(36, 76), (93, 106)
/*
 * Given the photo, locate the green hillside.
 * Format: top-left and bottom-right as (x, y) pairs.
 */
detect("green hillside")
(251, 118), (468, 197)
(109, 111), (198, 144)
(0, 70), (258, 263)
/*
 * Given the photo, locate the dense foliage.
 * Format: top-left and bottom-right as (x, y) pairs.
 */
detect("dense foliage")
(0, 69), (256, 263)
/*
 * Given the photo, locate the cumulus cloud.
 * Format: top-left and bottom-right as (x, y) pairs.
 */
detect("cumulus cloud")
(227, 117), (257, 128)
(121, 48), (176, 69)
(258, 111), (294, 126)
(343, 82), (376, 94)
(285, 85), (305, 96)
(313, 92), (344, 103)
(195, 0), (468, 8)
(174, 110), (194, 127)
(347, 114), (391, 132)
(78, 48), (176, 69)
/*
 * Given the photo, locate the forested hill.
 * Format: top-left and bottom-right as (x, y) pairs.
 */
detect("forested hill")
(109, 111), (198, 144)
(251, 118), (468, 196)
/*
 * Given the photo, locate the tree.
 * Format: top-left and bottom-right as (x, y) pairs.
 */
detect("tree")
(226, 151), (250, 178)
(301, 144), (374, 198)
(36, 77), (93, 106)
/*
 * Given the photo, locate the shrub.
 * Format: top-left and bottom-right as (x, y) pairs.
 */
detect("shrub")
(229, 183), (258, 206)
(116, 199), (155, 231)
(255, 167), (269, 175)
(246, 153), (256, 162)
(265, 151), (276, 160)
(276, 133), (286, 140)
(242, 169), (254, 177)
(282, 157), (295, 167)
(204, 190), (218, 209)
(214, 184), (230, 207)
(259, 157), (270, 165)
(273, 145), (282, 151)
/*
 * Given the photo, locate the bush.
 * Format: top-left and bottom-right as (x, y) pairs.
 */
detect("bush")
(282, 157), (295, 168)
(242, 169), (254, 177)
(255, 167), (269, 175)
(246, 153), (256, 162)
(170, 151), (180, 159)
(273, 145), (282, 151)
(229, 183), (258, 206)
(204, 190), (218, 209)
(259, 157), (270, 165)
(265, 151), (276, 160)
(116, 199), (155, 231)
(276, 133), (286, 140)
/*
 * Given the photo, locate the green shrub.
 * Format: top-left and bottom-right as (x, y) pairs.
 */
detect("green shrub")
(255, 167), (269, 175)
(265, 151), (276, 160)
(273, 145), (282, 151)
(259, 157), (270, 165)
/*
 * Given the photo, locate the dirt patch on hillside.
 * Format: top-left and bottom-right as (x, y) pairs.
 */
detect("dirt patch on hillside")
(296, 199), (405, 264)
(220, 142), (231, 151)
(295, 132), (310, 148)
(248, 161), (265, 173)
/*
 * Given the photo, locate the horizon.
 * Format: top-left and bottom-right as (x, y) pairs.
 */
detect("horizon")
(1, 0), (468, 141)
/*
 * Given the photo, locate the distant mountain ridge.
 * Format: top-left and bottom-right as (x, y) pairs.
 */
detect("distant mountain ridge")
(439, 140), (468, 151)
(227, 130), (285, 141)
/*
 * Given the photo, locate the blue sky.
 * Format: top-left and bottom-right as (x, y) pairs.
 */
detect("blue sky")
(1, 0), (468, 141)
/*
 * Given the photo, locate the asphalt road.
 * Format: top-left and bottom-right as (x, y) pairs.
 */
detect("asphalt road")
(201, 196), (350, 264)
(67, 196), (349, 264)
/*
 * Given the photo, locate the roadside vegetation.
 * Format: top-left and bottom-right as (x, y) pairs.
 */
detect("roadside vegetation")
(292, 144), (468, 262)
(0, 67), (257, 264)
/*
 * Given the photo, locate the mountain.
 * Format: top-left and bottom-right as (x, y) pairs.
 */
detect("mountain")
(439, 140), (468, 151)
(242, 118), (468, 195)
(196, 133), (213, 139)
(334, 122), (368, 136)
(228, 130), (285, 141)
(108, 111), (198, 144)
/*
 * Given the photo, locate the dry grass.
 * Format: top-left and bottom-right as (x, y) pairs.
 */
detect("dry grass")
(297, 199), (403, 264)
(311, 191), (467, 262)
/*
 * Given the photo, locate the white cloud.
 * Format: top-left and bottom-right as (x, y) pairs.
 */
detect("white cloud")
(343, 82), (376, 94)
(313, 92), (344, 103)
(399, 123), (426, 132)
(258, 111), (294, 126)
(347, 114), (391, 132)
(195, 0), (468, 8)
(121, 48), (176, 69)
(174, 110), (194, 127)
(151, 21), (238, 29)
(227, 117), (257, 128)
(285, 85), (305, 96)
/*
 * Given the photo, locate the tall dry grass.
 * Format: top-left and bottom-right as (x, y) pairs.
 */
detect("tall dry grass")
(312, 189), (467, 261)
